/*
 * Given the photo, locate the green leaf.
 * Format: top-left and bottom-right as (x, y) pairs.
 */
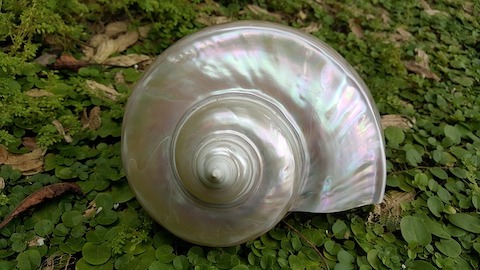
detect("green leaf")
(366, 249), (380, 270)
(429, 167), (448, 180)
(406, 149), (422, 166)
(61, 210), (84, 228)
(435, 239), (461, 257)
(111, 183), (135, 203)
(422, 218), (451, 239)
(400, 216), (432, 246)
(96, 209), (118, 225)
(82, 242), (112, 265)
(332, 220), (348, 239)
(384, 127), (405, 147)
(448, 213), (480, 233)
(95, 193), (114, 210)
(452, 76), (473, 87)
(409, 260), (437, 270)
(33, 219), (54, 236)
(16, 250), (41, 270)
(173, 255), (189, 270)
(156, 245), (175, 263)
(444, 125), (461, 144)
(427, 196), (444, 217)
(337, 250), (354, 264)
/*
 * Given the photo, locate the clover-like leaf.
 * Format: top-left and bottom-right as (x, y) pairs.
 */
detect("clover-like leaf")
(61, 210), (84, 228)
(82, 242), (112, 265)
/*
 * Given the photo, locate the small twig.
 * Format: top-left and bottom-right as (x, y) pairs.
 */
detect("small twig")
(282, 220), (330, 270)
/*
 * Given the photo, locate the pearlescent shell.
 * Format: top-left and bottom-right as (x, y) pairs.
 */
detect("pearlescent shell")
(122, 21), (386, 247)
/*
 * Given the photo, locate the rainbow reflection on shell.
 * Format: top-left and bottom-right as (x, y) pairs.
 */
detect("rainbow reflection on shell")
(121, 21), (386, 247)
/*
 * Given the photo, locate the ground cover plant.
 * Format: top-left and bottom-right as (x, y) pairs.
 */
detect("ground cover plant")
(0, 0), (479, 269)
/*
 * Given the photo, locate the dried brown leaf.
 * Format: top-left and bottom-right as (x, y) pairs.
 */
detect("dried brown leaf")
(34, 53), (57, 66)
(4, 148), (45, 175)
(391, 27), (412, 42)
(52, 54), (88, 71)
(104, 21), (128, 37)
(404, 61), (440, 81)
(381, 114), (414, 129)
(348, 19), (364, 39)
(86, 80), (121, 101)
(83, 201), (97, 218)
(420, 0), (448, 16)
(138, 24), (152, 38)
(0, 146), (7, 164)
(90, 34), (109, 47)
(114, 31), (139, 53)
(0, 177), (5, 190)
(370, 190), (416, 224)
(92, 39), (118, 64)
(301, 22), (320, 34)
(82, 106), (102, 130)
(21, 137), (38, 151)
(24, 89), (54, 97)
(416, 48), (430, 70)
(103, 54), (150, 67)
(197, 14), (230, 26)
(52, 120), (73, 143)
(246, 4), (282, 20)
(114, 72), (125, 84)
(0, 183), (83, 229)
(298, 10), (307, 20)
(380, 8), (390, 25)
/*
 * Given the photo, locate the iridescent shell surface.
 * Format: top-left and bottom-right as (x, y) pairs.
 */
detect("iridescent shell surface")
(121, 21), (386, 247)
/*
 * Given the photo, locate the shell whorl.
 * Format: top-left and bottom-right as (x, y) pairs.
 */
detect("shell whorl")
(173, 92), (303, 207)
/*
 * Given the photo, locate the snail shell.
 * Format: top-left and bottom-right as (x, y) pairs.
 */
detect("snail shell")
(121, 21), (386, 247)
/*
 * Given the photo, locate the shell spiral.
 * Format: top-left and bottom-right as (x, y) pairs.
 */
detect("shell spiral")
(122, 21), (386, 246)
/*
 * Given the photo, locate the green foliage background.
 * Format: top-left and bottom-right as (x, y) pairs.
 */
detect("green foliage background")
(0, 0), (479, 269)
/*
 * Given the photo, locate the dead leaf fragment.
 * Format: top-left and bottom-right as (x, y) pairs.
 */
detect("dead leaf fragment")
(86, 80), (121, 101)
(104, 21), (128, 37)
(114, 72), (125, 84)
(420, 0), (448, 16)
(115, 31), (139, 53)
(52, 54), (87, 71)
(404, 61), (440, 81)
(4, 148), (46, 175)
(24, 89), (54, 97)
(81, 106), (102, 130)
(83, 201), (97, 218)
(104, 54), (150, 67)
(0, 146), (7, 164)
(381, 115), (415, 129)
(34, 53), (57, 66)
(52, 120), (73, 143)
(348, 19), (364, 39)
(246, 5), (282, 20)
(138, 24), (152, 38)
(197, 14), (231, 26)
(0, 183), (83, 229)
(92, 39), (118, 64)
(370, 190), (416, 224)
(22, 137), (38, 151)
(28, 236), (45, 247)
(301, 22), (320, 34)
(90, 31), (139, 63)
